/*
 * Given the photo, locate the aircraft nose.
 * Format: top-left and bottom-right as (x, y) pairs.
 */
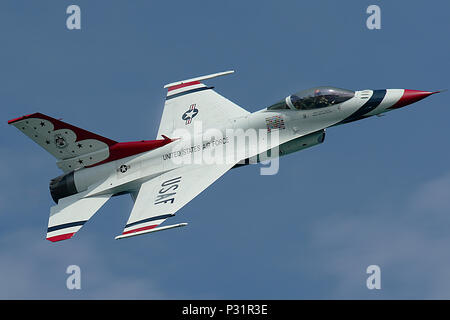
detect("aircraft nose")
(389, 89), (439, 109)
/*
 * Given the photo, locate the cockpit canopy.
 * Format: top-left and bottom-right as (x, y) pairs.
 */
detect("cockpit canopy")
(268, 86), (355, 110)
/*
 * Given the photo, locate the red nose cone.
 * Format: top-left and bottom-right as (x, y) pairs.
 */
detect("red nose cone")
(389, 89), (437, 109)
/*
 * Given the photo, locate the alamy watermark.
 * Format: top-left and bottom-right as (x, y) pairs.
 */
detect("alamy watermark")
(366, 5), (381, 30)
(366, 265), (381, 290)
(163, 122), (280, 175)
(66, 5), (81, 30)
(66, 265), (81, 290)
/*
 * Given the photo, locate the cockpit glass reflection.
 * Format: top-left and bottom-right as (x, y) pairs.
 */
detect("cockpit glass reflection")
(268, 86), (354, 110)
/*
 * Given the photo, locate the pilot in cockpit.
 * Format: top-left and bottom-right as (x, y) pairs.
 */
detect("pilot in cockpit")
(267, 86), (355, 111)
(313, 88), (329, 108)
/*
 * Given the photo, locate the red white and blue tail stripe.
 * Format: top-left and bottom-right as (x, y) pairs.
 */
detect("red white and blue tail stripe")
(46, 193), (111, 242)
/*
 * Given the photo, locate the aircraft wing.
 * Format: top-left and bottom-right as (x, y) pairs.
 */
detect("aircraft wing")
(116, 71), (252, 239)
(157, 70), (249, 138)
(116, 162), (235, 239)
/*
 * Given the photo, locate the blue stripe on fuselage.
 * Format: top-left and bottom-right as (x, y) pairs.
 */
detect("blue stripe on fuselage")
(337, 89), (386, 124)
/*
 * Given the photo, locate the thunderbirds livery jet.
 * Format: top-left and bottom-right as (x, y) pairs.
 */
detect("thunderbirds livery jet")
(8, 71), (440, 242)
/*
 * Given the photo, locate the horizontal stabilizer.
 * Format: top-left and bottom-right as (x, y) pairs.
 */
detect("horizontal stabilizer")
(115, 223), (188, 240)
(47, 192), (112, 242)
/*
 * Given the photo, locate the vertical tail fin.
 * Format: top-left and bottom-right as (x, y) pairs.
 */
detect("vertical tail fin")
(8, 113), (117, 172)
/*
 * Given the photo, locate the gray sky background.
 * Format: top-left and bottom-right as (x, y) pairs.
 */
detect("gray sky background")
(0, 0), (449, 299)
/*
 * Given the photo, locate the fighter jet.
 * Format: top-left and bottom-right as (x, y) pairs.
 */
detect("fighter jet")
(8, 70), (440, 242)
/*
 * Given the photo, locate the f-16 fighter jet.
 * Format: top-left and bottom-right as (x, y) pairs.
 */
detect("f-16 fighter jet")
(8, 71), (440, 242)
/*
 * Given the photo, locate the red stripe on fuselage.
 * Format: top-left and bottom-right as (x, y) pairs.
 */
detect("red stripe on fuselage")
(389, 89), (434, 110)
(87, 138), (175, 168)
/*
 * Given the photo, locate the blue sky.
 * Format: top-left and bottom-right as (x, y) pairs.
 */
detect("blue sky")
(0, 0), (449, 299)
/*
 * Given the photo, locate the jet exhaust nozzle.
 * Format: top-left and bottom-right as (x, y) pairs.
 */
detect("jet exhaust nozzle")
(49, 171), (79, 203)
